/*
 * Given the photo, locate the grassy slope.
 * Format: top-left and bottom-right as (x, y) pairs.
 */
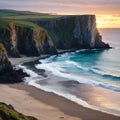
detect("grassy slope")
(0, 9), (63, 31)
(0, 9), (49, 16)
(0, 10), (63, 45)
(0, 103), (37, 120)
(0, 10), (83, 49)
(0, 9), (56, 28)
(0, 9), (62, 20)
(0, 18), (41, 30)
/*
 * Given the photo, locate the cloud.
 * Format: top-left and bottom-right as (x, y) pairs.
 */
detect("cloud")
(0, 0), (119, 15)
(0, 0), (119, 28)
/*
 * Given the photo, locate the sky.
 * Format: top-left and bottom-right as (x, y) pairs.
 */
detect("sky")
(0, 0), (120, 28)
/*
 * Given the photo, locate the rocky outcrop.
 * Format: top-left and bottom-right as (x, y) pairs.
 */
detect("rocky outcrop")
(0, 43), (29, 83)
(0, 43), (12, 73)
(0, 15), (110, 57)
(0, 22), (57, 57)
(32, 15), (110, 49)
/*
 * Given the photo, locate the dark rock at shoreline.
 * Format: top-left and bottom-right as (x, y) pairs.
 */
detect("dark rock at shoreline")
(23, 60), (47, 77)
(0, 68), (29, 83)
(0, 43), (29, 83)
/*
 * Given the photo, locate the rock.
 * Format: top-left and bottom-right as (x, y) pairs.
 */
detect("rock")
(0, 43), (12, 73)
(7, 104), (14, 110)
(32, 15), (110, 49)
(0, 43), (29, 83)
(0, 15), (110, 57)
(0, 22), (58, 57)
(0, 68), (29, 83)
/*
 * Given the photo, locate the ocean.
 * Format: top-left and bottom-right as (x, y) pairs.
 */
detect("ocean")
(19, 28), (120, 116)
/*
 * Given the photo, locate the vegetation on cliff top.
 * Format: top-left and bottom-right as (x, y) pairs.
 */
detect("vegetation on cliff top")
(0, 9), (49, 16)
(0, 18), (52, 45)
(0, 43), (7, 55)
(0, 18), (41, 30)
(0, 103), (37, 120)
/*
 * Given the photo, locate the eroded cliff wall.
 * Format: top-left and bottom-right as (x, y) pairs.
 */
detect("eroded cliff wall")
(0, 43), (11, 73)
(0, 22), (57, 57)
(32, 15), (109, 49)
(0, 15), (109, 57)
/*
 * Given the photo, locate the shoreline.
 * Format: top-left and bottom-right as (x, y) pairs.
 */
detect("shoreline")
(9, 49), (78, 66)
(9, 54), (51, 65)
(2, 54), (119, 119)
(9, 83), (120, 120)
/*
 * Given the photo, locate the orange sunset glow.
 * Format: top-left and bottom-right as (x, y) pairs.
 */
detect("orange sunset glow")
(0, 0), (120, 28)
(96, 14), (120, 28)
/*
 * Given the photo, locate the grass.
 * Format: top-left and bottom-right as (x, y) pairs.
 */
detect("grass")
(0, 15), (90, 21)
(0, 43), (7, 55)
(0, 103), (37, 120)
(0, 18), (43, 31)
(1, 15), (62, 21)
(0, 12), (20, 16)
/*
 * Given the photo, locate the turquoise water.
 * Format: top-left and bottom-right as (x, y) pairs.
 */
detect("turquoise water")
(21, 28), (120, 115)
(36, 28), (120, 92)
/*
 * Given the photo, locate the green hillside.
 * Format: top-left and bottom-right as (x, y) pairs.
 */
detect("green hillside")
(0, 9), (49, 16)
(0, 103), (37, 120)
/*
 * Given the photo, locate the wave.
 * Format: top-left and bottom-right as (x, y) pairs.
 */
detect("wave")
(90, 68), (120, 81)
(75, 49), (88, 53)
(28, 78), (118, 116)
(17, 63), (120, 116)
(35, 61), (120, 92)
(65, 61), (120, 81)
(75, 49), (98, 53)
(39, 55), (57, 63)
(17, 64), (99, 111)
(65, 60), (88, 71)
(17, 64), (45, 83)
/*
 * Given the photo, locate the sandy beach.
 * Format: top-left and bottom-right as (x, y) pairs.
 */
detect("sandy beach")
(0, 57), (119, 120)
(9, 55), (50, 65)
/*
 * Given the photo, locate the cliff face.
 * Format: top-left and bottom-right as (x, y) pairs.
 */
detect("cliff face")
(0, 43), (29, 83)
(0, 22), (57, 57)
(0, 43), (11, 73)
(32, 15), (109, 49)
(0, 15), (109, 57)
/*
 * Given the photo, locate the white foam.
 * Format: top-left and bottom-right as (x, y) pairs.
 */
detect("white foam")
(29, 79), (95, 108)
(18, 64), (38, 77)
(17, 64), (43, 83)
(27, 77), (120, 116)
(35, 61), (120, 92)
(36, 62), (102, 86)
(39, 55), (57, 63)
(91, 68), (120, 78)
(16, 64), (120, 116)
(65, 60), (88, 71)
(75, 49), (87, 53)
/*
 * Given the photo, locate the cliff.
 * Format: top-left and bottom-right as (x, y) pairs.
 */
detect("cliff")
(0, 20), (57, 57)
(0, 42), (29, 83)
(0, 15), (109, 57)
(0, 43), (11, 73)
(32, 15), (109, 49)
